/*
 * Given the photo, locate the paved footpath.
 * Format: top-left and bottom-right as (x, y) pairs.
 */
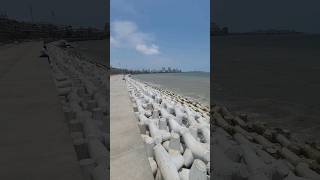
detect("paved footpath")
(0, 42), (83, 180)
(110, 75), (154, 180)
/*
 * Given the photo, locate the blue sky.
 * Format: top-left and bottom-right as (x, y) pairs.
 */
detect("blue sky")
(111, 0), (210, 72)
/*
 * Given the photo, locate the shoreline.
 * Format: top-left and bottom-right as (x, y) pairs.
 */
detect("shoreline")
(132, 73), (210, 107)
(132, 77), (210, 114)
(213, 97), (320, 142)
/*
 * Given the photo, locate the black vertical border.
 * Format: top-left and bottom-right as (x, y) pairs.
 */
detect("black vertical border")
(105, 0), (110, 178)
(210, 0), (214, 178)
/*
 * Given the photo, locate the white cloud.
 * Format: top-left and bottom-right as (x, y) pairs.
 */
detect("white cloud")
(111, 20), (160, 55)
(136, 44), (159, 55)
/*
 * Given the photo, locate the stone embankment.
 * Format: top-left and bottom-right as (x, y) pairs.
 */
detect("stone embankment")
(127, 76), (320, 180)
(46, 42), (109, 180)
(43, 40), (320, 180)
(126, 77), (210, 180)
(211, 103), (320, 180)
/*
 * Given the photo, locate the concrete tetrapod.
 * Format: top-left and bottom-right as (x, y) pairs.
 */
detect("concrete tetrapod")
(146, 119), (171, 142)
(47, 43), (109, 180)
(180, 128), (210, 163)
(189, 159), (207, 180)
(127, 77), (211, 180)
(211, 145), (249, 180)
(153, 144), (180, 180)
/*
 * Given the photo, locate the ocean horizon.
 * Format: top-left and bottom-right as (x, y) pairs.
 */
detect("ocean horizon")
(133, 72), (210, 106)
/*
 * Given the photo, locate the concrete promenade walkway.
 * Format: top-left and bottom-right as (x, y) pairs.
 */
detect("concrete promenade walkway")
(110, 75), (153, 180)
(0, 42), (83, 180)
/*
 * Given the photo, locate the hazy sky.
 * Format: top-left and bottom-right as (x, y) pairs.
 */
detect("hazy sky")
(213, 0), (320, 33)
(0, 0), (107, 28)
(111, 0), (210, 72)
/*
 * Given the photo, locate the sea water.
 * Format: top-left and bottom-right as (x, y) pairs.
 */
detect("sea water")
(213, 34), (320, 140)
(134, 72), (210, 106)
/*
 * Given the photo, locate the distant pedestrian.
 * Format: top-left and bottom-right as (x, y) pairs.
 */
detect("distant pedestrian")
(43, 41), (47, 50)
(41, 41), (51, 65)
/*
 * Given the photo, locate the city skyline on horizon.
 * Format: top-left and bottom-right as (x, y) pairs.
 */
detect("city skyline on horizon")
(0, 0), (107, 29)
(213, 0), (320, 33)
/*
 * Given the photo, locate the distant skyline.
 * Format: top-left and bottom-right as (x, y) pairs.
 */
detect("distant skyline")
(111, 0), (210, 72)
(0, 0), (107, 29)
(213, 0), (320, 33)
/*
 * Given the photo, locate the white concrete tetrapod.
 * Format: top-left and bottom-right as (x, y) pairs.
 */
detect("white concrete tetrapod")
(56, 79), (72, 88)
(280, 147), (302, 166)
(233, 125), (254, 141)
(301, 144), (320, 162)
(62, 106), (76, 122)
(211, 146), (249, 180)
(79, 158), (96, 180)
(189, 159), (207, 180)
(179, 168), (190, 180)
(240, 144), (269, 180)
(88, 138), (109, 165)
(283, 172), (313, 180)
(146, 119), (171, 142)
(295, 162), (320, 180)
(57, 87), (72, 96)
(169, 132), (183, 153)
(211, 131), (242, 162)
(141, 134), (155, 158)
(83, 119), (102, 140)
(159, 117), (168, 131)
(183, 148), (194, 168)
(152, 108), (160, 119)
(268, 160), (290, 180)
(138, 121), (147, 134)
(169, 150), (184, 170)
(188, 125), (199, 141)
(70, 132), (84, 140)
(70, 101), (82, 112)
(180, 128), (210, 163)
(154, 144), (180, 180)
(167, 117), (183, 134)
(73, 138), (89, 160)
(92, 107), (103, 121)
(233, 133), (261, 152)
(86, 100), (97, 111)
(252, 133), (277, 154)
(198, 125), (210, 143)
(91, 164), (108, 180)
(148, 157), (158, 176)
(155, 168), (163, 180)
